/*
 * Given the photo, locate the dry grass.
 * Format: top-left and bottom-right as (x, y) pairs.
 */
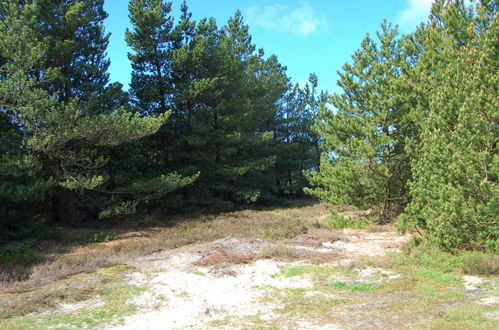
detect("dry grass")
(1, 201), (331, 291)
(0, 271), (105, 319)
(260, 245), (341, 264)
(193, 249), (258, 267)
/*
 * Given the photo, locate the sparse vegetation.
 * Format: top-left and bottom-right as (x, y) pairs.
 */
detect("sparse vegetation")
(385, 239), (499, 276)
(0, 204), (496, 329)
(1, 266), (143, 329)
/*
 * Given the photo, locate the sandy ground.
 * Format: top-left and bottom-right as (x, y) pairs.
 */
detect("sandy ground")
(100, 229), (415, 330)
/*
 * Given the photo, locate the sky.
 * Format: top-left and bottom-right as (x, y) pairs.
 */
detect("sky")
(103, 0), (435, 94)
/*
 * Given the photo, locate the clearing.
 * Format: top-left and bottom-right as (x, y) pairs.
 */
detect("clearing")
(1, 202), (498, 329)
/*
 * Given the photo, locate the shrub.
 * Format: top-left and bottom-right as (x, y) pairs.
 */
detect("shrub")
(79, 231), (116, 245)
(462, 253), (498, 276)
(0, 240), (37, 269)
(328, 212), (370, 230)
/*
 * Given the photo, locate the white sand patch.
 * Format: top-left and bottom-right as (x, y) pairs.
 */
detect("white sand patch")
(296, 321), (342, 329)
(293, 244), (334, 253)
(319, 230), (410, 257)
(102, 228), (411, 329)
(484, 311), (499, 321)
(478, 296), (499, 305)
(463, 275), (485, 290)
(106, 254), (312, 330)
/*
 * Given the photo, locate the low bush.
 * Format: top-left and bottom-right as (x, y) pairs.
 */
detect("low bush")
(0, 240), (37, 269)
(462, 253), (498, 276)
(79, 231), (116, 245)
(328, 212), (370, 230)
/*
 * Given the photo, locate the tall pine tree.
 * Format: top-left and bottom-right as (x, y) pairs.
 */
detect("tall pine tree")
(400, 0), (498, 252)
(306, 20), (411, 222)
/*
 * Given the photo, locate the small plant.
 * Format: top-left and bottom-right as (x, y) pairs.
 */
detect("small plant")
(80, 231), (116, 245)
(0, 240), (37, 268)
(328, 212), (370, 230)
(462, 253), (498, 276)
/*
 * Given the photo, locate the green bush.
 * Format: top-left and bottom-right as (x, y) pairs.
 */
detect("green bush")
(328, 212), (370, 230)
(0, 240), (37, 268)
(79, 231), (116, 245)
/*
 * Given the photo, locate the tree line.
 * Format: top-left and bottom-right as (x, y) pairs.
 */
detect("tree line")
(0, 0), (496, 253)
(306, 0), (497, 252)
(0, 0), (323, 243)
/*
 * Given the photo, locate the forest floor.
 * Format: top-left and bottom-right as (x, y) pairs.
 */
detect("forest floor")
(1, 202), (498, 329)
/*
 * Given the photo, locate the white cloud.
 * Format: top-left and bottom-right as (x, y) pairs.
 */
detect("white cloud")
(246, 2), (328, 37)
(397, 0), (473, 31)
(397, 0), (434, 30)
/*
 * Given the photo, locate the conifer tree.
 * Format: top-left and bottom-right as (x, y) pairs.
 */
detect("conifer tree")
(400, 0), (498, 251)
(305, 20), (410, 222)
(30, 0), (111, 105)
(304, 73), (328, 171)
(0, 0), (182, 228)
(126, 0), (175, 115)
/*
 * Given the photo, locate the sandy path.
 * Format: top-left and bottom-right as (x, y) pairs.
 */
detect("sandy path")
(104, 229), (411, 329)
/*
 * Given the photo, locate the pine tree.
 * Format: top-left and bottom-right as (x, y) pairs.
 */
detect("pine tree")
(305, 20), (411, 222)
(126, 0), (175, 115)
(0, 1), (53, 239)
(0, 0), (183, 229)
(400, 0), (498, 252)
(31, 0), (111, 104)
(304, 73), (328, 171)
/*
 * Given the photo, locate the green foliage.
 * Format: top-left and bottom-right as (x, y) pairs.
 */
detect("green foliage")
(0, 0), (189, 231)
(79, 231), (116, 245)
(328, 212), (370, 230)
(399, 0), (498, 252)
(328, 281), (378, 292)
(307, 1), (497, 251)
(0, 240), (37, 268)
(126, 3), (320, 211)
(306, 20), (412, 223)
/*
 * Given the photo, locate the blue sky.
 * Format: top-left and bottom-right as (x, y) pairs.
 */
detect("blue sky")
(103, 0), (434, 93)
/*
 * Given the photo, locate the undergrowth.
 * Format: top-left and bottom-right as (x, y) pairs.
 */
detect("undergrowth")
(385, 238), (498, 275)
(328, 212), (370, 230)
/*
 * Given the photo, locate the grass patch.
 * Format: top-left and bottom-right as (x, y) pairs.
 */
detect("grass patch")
(267, 287), (349, 318)
(328, 281), (379, 292)
(383, 240), (499, 275)
(274, 265), (348, 279)
(418, 303), (499, 329)
(0, 265), (143, 329)
(191, 270), (205, 276)
(411, 270), (464, 300)
(152, 268), (167, 274)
